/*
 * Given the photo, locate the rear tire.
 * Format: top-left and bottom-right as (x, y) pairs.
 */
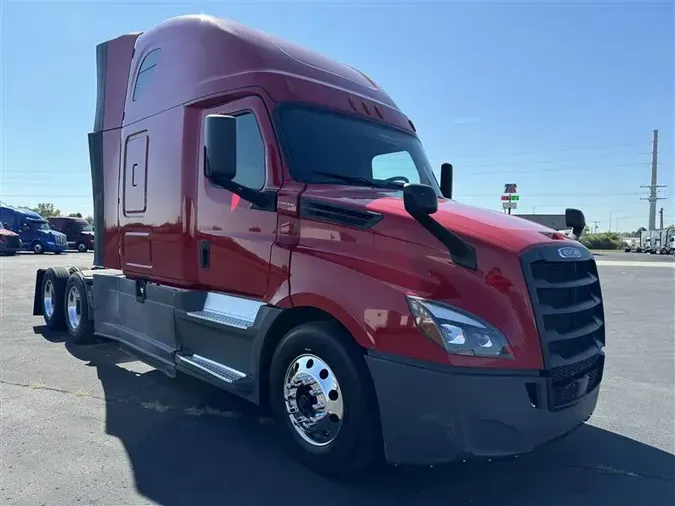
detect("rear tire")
(64, 274), (95, 345)
(68, 265), (93, 275)
(269, 321), (382, 478)
(41, 266), (70, 330)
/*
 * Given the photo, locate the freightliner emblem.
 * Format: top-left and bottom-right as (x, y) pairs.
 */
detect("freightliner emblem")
(558, 247), (582, 259)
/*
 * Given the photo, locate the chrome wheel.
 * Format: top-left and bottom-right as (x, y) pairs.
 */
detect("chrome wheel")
(43, 280), (55, 319)
(78, 243), (87, 253)
(34, 242), (43, 254)
(66, 285), (81, 330)
(283, 354), (344, 447)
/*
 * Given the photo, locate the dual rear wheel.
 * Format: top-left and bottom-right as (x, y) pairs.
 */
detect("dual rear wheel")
(41, 267), (94, 344)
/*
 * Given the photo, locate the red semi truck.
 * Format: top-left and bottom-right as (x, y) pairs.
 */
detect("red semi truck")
(33, 15), (605, 476)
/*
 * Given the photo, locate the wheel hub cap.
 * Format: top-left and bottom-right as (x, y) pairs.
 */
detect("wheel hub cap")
(66, 286), (81, 330)
(283, 354), (344, 447)
(43, 280), (54, 319)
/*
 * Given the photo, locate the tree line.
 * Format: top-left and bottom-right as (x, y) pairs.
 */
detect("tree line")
(26, 203), (93, 225)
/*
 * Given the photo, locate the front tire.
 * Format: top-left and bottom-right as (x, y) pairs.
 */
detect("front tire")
(269, 321), (382, 477)
(33, 241), (45, 254)
(64, 274), (95, 345)
(76, 242), (88, 253)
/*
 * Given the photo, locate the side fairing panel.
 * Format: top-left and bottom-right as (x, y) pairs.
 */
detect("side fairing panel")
(90, 33), (140, 269)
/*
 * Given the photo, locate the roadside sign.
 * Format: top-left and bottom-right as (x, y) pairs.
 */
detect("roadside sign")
(502, 201), (518, 210)
(500, 194), (520, 201)
(504, 184), (518, 194)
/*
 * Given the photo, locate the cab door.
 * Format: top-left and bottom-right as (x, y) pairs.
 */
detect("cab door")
(195, 95), (281, 298)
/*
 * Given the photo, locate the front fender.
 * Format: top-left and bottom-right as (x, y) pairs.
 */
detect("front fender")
(286, 245), (448, 364)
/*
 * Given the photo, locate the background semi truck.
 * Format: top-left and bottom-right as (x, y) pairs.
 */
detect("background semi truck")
(638, 228), (674, 255)
(33, 15), (606, 476)
(0, 204), (67, 254)
(0, 221), (22, 256)
(48, 216), (95, 253)
(658, 228), (674, 255)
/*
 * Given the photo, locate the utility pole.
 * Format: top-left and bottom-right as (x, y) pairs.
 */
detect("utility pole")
(641, 129), (667, 230)
(591, 220), (601, 233)
(659, 207), (664, 229)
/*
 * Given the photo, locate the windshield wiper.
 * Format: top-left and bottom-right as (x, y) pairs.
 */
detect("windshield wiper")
(312, 171), (403, 189)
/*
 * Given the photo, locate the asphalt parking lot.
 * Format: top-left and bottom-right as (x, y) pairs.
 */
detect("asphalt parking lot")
(1, 252), (673, 506)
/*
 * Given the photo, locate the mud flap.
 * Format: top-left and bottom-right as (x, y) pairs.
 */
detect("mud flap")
(33, 269), (46, 316)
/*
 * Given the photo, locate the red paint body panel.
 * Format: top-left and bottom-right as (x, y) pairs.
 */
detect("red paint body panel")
(290, 186), (557, 370)
(93, 14), (584, 370)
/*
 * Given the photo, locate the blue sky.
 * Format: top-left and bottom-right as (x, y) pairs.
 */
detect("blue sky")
(1, 0), (673, 232)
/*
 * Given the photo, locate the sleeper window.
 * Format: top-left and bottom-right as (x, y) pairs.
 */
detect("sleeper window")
(133, 49), (161, 101)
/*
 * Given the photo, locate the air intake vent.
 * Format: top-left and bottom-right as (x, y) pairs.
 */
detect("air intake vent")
(299, 198), (382, 229)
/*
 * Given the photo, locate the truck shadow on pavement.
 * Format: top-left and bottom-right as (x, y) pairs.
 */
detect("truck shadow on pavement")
(37, 329), (674, 506)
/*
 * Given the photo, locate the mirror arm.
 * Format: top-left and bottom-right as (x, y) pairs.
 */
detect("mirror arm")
(408, 207), (477, 270)
(211, 177), (277, 211)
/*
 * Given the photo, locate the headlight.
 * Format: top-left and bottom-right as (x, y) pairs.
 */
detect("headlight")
(406, 296), (514, 359)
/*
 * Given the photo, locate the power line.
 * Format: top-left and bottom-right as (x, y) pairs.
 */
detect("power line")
(465, 163), (646, 176)
(4, 161), (650, 179)
(434, 141), (652, 160)
(456, 154), (651, 169)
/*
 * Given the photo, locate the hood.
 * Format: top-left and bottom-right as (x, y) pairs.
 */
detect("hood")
(378, 198), (565, 253)
(303, 187), (572, 254)
(42, 229), (67, 239)
(0, 228), (19, 237)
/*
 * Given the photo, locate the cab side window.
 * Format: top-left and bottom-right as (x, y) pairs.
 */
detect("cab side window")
(372, 150), (421, 184)
(133, 49), (161, 101)
(232, 112), (266, 190)
(0, 209), (16, 229)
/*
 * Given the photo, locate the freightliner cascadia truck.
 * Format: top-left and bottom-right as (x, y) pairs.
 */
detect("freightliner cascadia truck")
(32, 15), (606, 476)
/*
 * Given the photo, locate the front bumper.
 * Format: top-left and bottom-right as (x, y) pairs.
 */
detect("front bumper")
(365, 352), (602, 466)
(0, 244), (21, 254)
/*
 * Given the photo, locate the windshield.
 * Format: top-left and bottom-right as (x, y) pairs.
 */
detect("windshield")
(278, 103), (441, 194)
(28, 220), (50, 231)
(75, 221), (93, 232)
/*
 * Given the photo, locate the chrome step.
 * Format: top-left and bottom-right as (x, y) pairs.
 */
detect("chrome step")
(185, 309), (250, 329)
(176, 353), (247, 384)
